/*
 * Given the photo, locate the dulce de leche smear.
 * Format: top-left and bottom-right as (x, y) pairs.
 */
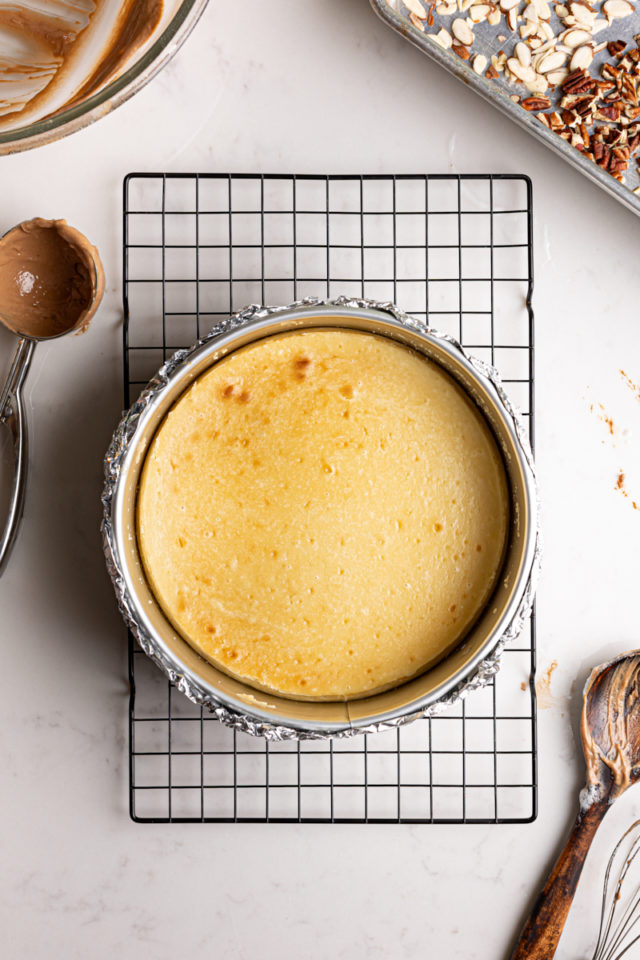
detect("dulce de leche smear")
(0, 218), (104, 338)
(137, 330), (509, 701)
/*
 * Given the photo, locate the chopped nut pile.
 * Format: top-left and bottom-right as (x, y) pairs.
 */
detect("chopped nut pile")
(401, 0), (640, 191)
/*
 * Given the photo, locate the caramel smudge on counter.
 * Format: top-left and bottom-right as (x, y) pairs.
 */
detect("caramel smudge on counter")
(536, 660), (558, 709)
(616, 471), (639, 511)
(620, 369), (640, 402)
(589, 402), (616, 439)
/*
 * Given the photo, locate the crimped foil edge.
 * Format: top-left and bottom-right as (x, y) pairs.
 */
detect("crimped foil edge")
(101, 296), (540, 741)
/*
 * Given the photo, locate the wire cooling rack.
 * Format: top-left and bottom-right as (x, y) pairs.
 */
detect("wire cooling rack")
(123, 172), (536, 824)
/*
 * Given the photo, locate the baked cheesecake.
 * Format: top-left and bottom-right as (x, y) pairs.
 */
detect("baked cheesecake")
(137, 328), (509, 700)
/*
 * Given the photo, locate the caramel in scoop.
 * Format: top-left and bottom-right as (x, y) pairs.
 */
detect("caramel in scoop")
(0, 218), (104, 340)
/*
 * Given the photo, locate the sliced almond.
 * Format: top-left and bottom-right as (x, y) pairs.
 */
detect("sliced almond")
(426, 28), (452, 48)
(520, 22), (536, 36)
(603, 0), (634, 19)
(532, 0), (551, 19)
(537, 49), (568, 72)
(507, 7), (518, 29)
(570, 3), (596, 26)
(452, 17), (474, 43)
(403, 0), (427, 16)
(525, 73), (549, 93)
(570, 43), (593, 69)
(487, 6), (501, 23)
(530, 36), (543, 47)
(435, 27), (454, 47)
(507, 57), (537, 81)
(500, 0), (520, 10)
(537, 36), (556, 52)
(591, 18), (608, 32)
(523, 3), (539, 21)
(562, 28), (592, 47)
(410, 11), (426, 28)
(546, 68), (569, 84)
(459, 0), (475, 11)
(555, 3), (569, 15)
(436, 2), (458, 13)
(469, 3), (491, 20)
(472, 53), (488, 73)
(516, 41), (532, 66)
(540, 21), (555, 40)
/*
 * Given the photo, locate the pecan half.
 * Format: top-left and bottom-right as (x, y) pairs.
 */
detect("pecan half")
(522, 95), (552, 111)
(596, 104), (622, 122)
(602, 63), (621, 81)
(563, 69), (597, 95)
(608, 41), (627, 58)
(609, 155), (628, 174)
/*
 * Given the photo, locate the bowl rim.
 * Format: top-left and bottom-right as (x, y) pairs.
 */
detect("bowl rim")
(0, 0), (210, 155)
(102, 296), (539, 740)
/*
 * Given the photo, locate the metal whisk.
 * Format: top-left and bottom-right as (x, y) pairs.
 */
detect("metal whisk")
(592, 821), (640, 960)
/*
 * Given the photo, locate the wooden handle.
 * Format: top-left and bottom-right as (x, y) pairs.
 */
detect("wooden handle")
(509, 800), (608, 960)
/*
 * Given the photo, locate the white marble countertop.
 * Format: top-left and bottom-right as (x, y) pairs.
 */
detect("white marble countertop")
(1, 1), (640, 957)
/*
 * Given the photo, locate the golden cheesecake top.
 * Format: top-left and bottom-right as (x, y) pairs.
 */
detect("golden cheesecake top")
(137, 328), (509, 700)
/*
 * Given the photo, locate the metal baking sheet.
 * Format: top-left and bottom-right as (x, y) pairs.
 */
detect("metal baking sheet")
(371, 0), (640, 216)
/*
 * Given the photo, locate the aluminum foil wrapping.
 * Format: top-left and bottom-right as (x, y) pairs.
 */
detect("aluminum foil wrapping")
(102, 296), (540, 741)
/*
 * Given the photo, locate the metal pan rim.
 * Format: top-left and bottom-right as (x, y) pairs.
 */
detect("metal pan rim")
(102, 296), (539, 739)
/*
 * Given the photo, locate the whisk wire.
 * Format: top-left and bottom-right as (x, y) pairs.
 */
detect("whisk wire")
(593, 821), (640, 960)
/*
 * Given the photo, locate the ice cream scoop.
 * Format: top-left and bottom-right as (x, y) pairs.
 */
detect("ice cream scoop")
(509, 651), (640, 960)
(0, 217), (104, 573)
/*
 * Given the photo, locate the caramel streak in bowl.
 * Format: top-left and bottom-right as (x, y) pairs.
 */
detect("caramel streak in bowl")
(0, 1), (210, 155)
(102, 298), (538, 739)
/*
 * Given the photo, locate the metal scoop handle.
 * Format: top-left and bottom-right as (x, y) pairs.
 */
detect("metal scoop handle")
(0, 338), (35, 575)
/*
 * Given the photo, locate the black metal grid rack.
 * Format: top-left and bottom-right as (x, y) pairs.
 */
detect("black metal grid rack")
(123, 172), (536, 824)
